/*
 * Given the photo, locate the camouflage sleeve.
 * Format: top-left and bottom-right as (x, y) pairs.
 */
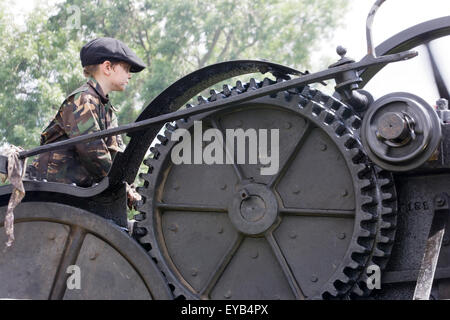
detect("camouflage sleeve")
(106, 111), (125, 157)
(60, 93), (112, 180)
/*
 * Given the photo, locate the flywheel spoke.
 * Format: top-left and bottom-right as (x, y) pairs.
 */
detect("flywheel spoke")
(268, 121), (312, 189)
(210, 118), (245, 181)
(265, 232), (305, 300)
(156, 202), (227, 213)
(199, 234), (244, 298)
(425, 42), (450, 101)
(49, 226), (86, 300)
(280, 207), (355, 219)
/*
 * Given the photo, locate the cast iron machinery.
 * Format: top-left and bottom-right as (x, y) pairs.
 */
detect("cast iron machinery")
(1, 0), (450, 299)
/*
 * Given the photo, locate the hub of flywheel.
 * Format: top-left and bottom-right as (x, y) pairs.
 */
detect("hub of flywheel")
(229, 184), (279, 236)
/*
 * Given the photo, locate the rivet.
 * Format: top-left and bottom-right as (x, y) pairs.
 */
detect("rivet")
(251, 251), (259, 259)
(342, 189), (349, 197)
(191, 269), (198, 277)
(311, 275), (318, 283)
(289, 232), (297, 239)
(236, 120), (243, 127)
(224, 290), (232, 299)
(169, 224), (178, 232)
(48, 233), (56, 240)
(436, 196), (446, 207)
(284, 122), (292, 129)
(218, 227), (224, 234)
(273, 294), (281, 300)
(293, 189), (301, 195)
(338, 233), (346, 240)
(320, 144), (327, 151)
(220, 184), (227, 190)
(173, 184), (180, 191)
(89, 252), (99, 261)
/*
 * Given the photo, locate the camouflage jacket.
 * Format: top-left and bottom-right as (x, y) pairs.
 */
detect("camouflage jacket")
(28, 78), (124, 187)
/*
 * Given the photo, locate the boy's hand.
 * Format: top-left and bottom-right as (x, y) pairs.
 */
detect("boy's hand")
(126, 182), (142, 210)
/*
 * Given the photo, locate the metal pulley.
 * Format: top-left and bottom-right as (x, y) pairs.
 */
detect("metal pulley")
(361, 92), (442, 172)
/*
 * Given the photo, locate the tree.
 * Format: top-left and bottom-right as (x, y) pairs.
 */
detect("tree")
(0, 0), (348, 151)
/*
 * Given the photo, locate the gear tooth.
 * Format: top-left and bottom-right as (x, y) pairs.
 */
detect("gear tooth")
(337, 274), (351, 284)
(139, 172), (152, 181)
(136, 186), (146, 194)
(157, 134), (169, 145)
(134, 213), (146, 221)
(235, 80), (245, 93)
(222, 85), (232, 97)
(354, 244), (370, 254)
(132, 226), (148, 238)
(381, 206), (394, 216)
(348, 115), (362, 129)
(262, 77), (275, 87)
(361, 195), (376, 206)
(165, 122), (178, 131)
(356, 163), (371, 177)
(348, 261), (360, 270)
(319, 110), (335, 125)
(150, 147), (161, 159)
(298, 95), (309, 107)
(350, 148), (365, 164)
(337, 106), (352, 120)
(359, 229), (372, 238)
(143, 158), (153, 167)
(381, 192), (391, 201)
(197, 96), (208, 105)
(327, 97), (342, 111)
(352, 283), (365, 297)
(209, 89), (224, 101)
(324, 287), (339, 298)
(373, 248), (387, 258)
(380, 220), (392, 229)
(378, 178), (392, 187)
(343, 135), (358, 150)
(249, 78), (260, 90)
(138, 237), (153, 250)
(331, 121), (347, 136)
(360, 178), (373, 190)
(381, 192), (396, 202)
(312, 91), (324, 103)
(378, 235), (392, 244)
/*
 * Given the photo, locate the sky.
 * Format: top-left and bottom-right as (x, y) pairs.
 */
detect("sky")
(7, 0), (450, 103)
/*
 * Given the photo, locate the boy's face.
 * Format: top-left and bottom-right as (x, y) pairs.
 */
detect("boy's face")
(109, 62), (132, 92)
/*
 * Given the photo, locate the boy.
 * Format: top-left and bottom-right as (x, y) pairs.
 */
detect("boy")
(28, 37), (146, 193)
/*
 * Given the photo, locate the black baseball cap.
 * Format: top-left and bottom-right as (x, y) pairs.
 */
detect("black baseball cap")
(80, 37), (146, 73)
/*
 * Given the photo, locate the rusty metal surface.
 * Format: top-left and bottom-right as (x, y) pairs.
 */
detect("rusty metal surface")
(0, 201), (172, 300)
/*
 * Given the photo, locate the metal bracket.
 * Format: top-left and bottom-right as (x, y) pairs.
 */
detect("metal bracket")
(413, 193), (449, 300)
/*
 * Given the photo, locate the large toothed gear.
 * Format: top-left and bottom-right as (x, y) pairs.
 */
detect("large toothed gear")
(133, 77), (397, 300)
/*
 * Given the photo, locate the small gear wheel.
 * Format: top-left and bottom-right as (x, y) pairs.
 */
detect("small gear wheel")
(134, 78), (397, 299)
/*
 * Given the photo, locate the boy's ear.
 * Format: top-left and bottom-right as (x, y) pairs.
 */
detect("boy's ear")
(99, 60), (113, 76)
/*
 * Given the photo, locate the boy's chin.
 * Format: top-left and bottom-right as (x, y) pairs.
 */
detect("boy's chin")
(114, 85), (126, 92)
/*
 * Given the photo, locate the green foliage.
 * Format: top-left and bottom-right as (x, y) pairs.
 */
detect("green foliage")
(0, 0), (348, 151)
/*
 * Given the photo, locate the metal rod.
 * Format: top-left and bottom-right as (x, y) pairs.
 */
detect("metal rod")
(17, 49), (416, 160)
(366, 0), (387, 57)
